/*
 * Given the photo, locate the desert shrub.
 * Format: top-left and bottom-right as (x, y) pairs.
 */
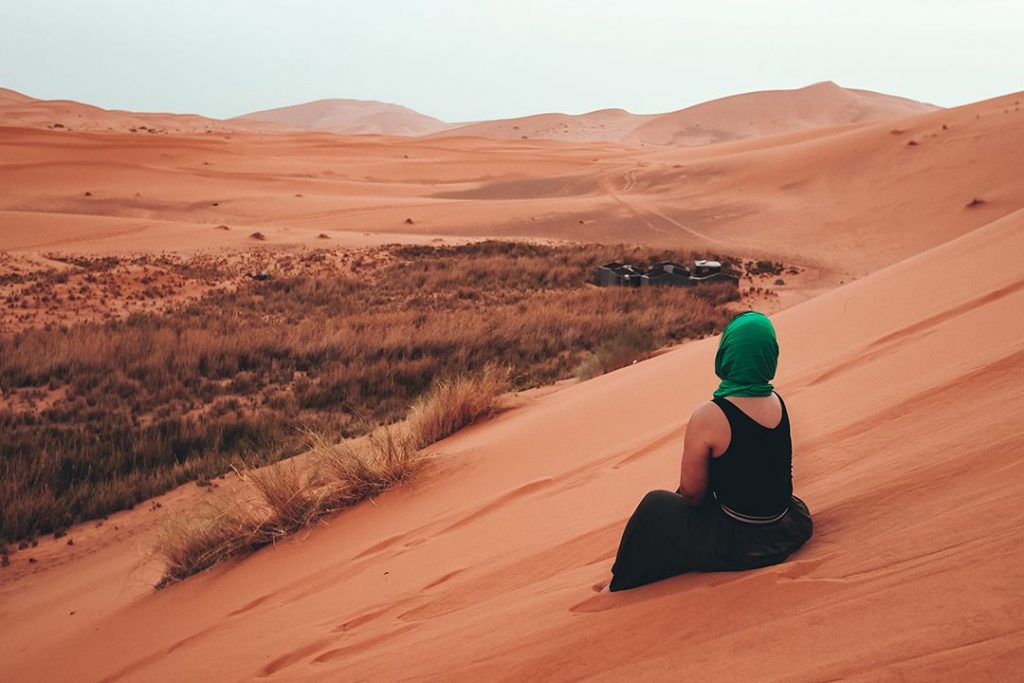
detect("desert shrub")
(247, 459), (323, 536)
(154, 493), (266, 587)
(0, 241), (750, 542)
(406, 365), (509, 447)
(311, 426), (422, 506)
(155, 422), (426, 587)
(749, 260), (784, 276)
(575, 328), (655, 381)
(691, 280), (742, 306)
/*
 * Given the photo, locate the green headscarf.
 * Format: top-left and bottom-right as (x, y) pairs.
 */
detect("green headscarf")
(713, 311), (778, 397)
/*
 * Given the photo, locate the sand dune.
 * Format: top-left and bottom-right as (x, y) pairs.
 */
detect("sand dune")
(3, 175), (1022, 683)
(233, 98), (453, 136)
(626, 81), (938, 146)
(431, 107), (656, 144)
(3, 86), (1024, 680)
(435, 82), (937, 146)
(0, 87), (281, 135)
(0, 87), (34, 104)
(1, 82), (937, 144)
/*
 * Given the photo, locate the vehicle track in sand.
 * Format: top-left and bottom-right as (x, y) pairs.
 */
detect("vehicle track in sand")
(599, 164), (726, 246)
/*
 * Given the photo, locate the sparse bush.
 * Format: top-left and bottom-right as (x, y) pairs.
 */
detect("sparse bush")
(247, 459), (323, 536)
(749, 260), (784, 276)
(154, 494), (265, 587)
(1, 241), (747, 542)
(406, 365), (509, 448)
(156, 422), (425, 587)
(574, 354), (605, 382)
(311, 426), (421, 506)
(575, 328), (655, 381)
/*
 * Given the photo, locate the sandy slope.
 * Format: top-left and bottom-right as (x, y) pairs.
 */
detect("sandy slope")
(4, 182), (1023, 683)
(3, 88), (1024, 680)
(233, 99), (453, 136)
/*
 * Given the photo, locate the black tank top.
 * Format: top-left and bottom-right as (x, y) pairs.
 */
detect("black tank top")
(709, 393), (793, 521)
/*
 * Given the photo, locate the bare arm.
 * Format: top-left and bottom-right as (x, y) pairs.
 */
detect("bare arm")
(678, 405), (715, 506)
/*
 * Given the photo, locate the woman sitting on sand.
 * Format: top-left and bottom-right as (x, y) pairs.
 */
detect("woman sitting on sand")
(608, 311), (812, 592)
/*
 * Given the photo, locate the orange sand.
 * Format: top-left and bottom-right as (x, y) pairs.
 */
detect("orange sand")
(2, 85), (1024, 680)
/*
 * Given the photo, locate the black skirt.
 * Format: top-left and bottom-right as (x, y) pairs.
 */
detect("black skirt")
(609, 491), (813, 592)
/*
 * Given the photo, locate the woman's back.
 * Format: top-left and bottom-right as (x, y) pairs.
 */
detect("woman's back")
(718, 394), (783, 430)
(709, 392), (793, 522)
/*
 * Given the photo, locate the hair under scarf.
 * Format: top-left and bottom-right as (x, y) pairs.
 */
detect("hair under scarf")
(713, 311), (778, 398)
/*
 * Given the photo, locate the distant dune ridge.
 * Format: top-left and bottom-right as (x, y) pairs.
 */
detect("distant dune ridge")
(624, 81), (938, 146)
(433, 81), (939, 145)
(0, 86), (262, 134)
(231, 98), (454, 136)
(3, 81), (938, 145)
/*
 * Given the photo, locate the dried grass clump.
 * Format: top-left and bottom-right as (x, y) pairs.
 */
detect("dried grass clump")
(575, 329), (655, 381)
(154, 424), (425, 588)
(153, 363), (510, 587)
(311, 426), (422, 506)
(154, 495), (265, 588)
(248, 459), (325, 536)
(406, 365), (509, 448)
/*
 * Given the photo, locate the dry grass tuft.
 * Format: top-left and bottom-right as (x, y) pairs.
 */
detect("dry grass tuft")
(152, 361), (509, 586)
(310, 426), (422, 507)
(575, 329), (654, 381)
(155, 422), (427, 587)
(154, 494), (265, 588)
(406, 365), (509, 448)
(247, 459), (324, 536)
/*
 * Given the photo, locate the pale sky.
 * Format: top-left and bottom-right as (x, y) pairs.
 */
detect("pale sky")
(1, 0), (1021, 122)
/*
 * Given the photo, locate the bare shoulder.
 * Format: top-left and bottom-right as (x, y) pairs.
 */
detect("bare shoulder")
(688, 400), (731, 455)
(690, 399), (728, 427)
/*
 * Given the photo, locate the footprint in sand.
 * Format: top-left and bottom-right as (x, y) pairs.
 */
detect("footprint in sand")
(569, 593), (617, 613)
(437, 477), (554, 535)
(423, 567), (466, 590)
(352, 531), (411, 559)
(332, 606), (391, 633)
(227, 592), (274, 617)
